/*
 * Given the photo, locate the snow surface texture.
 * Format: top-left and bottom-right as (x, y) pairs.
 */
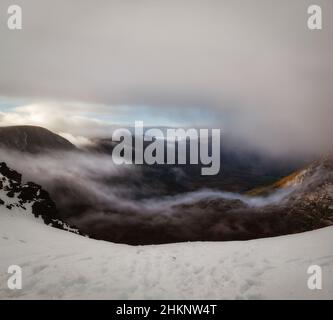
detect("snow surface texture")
(0, 204), (332, 300)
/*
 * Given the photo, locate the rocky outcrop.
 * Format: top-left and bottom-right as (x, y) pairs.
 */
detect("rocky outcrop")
(0, 162), (81, 234)
(282, 157), (333, 228)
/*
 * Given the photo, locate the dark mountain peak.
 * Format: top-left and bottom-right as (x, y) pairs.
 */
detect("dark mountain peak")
(0, 125), (76, 153)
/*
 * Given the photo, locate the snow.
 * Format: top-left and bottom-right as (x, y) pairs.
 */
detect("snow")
(0, 205), (332, 300)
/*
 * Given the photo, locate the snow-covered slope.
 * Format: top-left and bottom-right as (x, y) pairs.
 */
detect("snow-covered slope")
(0, 202), (332, 299)
(0, 160), (332, 300)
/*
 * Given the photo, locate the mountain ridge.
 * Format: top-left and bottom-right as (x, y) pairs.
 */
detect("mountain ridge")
(0, 125), (76, 153)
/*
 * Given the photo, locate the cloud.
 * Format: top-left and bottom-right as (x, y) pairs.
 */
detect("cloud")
(0, 102), (116, 140)
(0, 0), (332, 155)
(0, 147), (304, 244)
(58, 132), (95, 147)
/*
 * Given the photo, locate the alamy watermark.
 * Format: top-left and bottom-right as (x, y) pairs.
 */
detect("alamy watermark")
(111, 121), (221, 176)
(7, 5), (22, 30)
(4, 263), (324, 292)
(5, 4), (323, 31)
(307, 5), (322, 30)
(307, 265), (322, 290)
(7, 265), (22, 290)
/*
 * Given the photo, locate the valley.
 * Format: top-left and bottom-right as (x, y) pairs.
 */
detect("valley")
(0, 125), (332, 245)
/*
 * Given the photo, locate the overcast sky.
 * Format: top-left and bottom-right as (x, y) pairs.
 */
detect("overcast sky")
(0, 0), (332, 155)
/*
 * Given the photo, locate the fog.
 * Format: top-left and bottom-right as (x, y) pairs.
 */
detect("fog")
(0, 147), (303, 244)
(0, 0), (332, 156)
(142, 187), (294, 210)
(0, 0), (332, 243)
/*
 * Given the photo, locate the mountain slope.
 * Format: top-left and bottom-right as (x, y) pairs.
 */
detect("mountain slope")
(152, 156), (333, 244)
(247, 156), (333, 196)
(246, 169), (305, 196)
(245, 156), (333, 228)
(0, 196), (332, 299)
(0, 159), (332, 299)
(0, 126), (76, 153)
(0, 162), (80, 233)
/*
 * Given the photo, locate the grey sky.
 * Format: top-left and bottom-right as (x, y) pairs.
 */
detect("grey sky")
(0, 0), (332, 155)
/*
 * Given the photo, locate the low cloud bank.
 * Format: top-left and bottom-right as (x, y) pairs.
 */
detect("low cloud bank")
(0, 148), (303, 244)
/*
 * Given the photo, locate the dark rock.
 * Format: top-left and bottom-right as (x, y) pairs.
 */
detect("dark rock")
(0, 161), (82, 235)
(0, 162), (22, 183)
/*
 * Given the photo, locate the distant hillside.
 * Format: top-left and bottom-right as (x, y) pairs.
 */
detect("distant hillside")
(246, 156), (332, 196)
(89, 135), (308, 193)
(246, 170), (304, 196)
(0, 125), (76, 153)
